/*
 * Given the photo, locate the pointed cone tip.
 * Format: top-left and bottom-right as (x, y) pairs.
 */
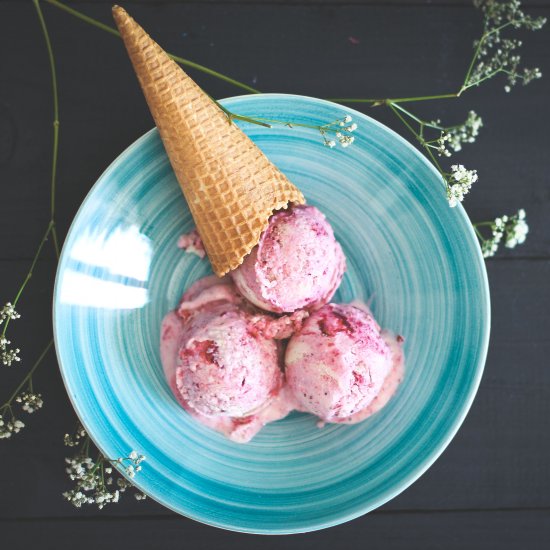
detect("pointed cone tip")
(112, 5), (129, 28)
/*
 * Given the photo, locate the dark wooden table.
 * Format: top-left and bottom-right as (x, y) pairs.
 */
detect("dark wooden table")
(1, 1), (549, 548)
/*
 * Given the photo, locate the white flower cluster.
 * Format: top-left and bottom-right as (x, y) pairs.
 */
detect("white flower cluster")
(0, 303), (21, 324)
(63, 453), (122, 509)
(114, 450), (146, 478)
(63, 429), (147, 510)
(64, 425), (87, 447)
(0, 413), (25, 439)
(449, 111), (483, 152)
(447, 164), (479, 207)
(322, 115), (357, 148)
(15, 391), (44, 414)
(1, 338), (20, 367)
(436, 133), (452, 158)
(469, 1), (546, 92)
(504, 208), (529, 248)
(1, 303), (21, 367)
(481, 209), (528, 258)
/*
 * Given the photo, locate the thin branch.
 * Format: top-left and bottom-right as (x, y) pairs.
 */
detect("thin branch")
(329, 93), (458, 105)
(34, 0), (61, 259)
(388, 102), (419, 142)
(1, 222), (54, 337)
(1, 340), (54, 408)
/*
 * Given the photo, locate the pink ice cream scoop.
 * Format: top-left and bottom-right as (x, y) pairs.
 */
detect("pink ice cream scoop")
(160, 276), (308, 442)
(173, 279), (283, 418)
(285, 303), (402, 423)
(231, 205), (346, 313)
(175, 304), (282, 417)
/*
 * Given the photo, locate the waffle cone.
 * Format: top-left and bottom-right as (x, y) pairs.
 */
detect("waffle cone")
(112, 6), (305, 276)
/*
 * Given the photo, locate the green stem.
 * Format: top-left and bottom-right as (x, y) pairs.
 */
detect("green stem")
(235, 115), (343, 132)
(463, 67), (516, 91)
(228, 114), (272, 128)
(473, 226), (485, 240)
(390, 101), (444, 177)
(392, 103), (447, 132)
(463, 20), (516, 89)
(329, 93), (459, 105)
(34, 0), (61, 259)
(391, 103), (422, 125)
(388, 102), (419, 142)
(216, 100), (346, 133)
(83, 436), (91, 456)
(423, 143), (446, 178)
(90, 454), (105, 476)
(1, 222), (54, 337)
(45, 0), (118, 37)
(169, 54), (260, 95)
(2, 340), (54, 407)
(389, 103), (447, 178)
(215, 101), (272, 128)
(390, 93), (460, 103)
(51, 226), (60, 259)
(462, 33), (486, 90)
(249, 117), (344, 132)
(43, 0), (261, 95)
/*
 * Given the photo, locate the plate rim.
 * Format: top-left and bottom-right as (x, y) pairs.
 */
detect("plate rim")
(53, 92), (491, 534)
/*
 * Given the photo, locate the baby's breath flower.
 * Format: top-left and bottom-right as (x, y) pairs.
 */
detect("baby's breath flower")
(62, 489), (91, 508)
(451, 164), (478, 185)
(468, 1), (546, 92)
(433, 111), (482, 158)
(15, 391), (44, 414)
(504, 208), (529, 248)
(1, 302), (22, 366)
(0, 303), (21, 324)
(1, 345), (21, 367)
(447, 164), (478, 207)
(477, 209), (528, 257)
(447, 111), (483, 152)
(482, 239), (499, 258)
(63, 430), (146, 510)
(63, 451), (138, 508)
(340, 135), (355, 148)
(320, 115), (357, 148)
(64, 425), (87, 447)
(447, 184), (465, 208)
(522, 67), (542, 85)
(436, 132), (452, 157)
(0, 412), (25, 439)
(117, 477), (133, 491)
(482, 218), (505, 258)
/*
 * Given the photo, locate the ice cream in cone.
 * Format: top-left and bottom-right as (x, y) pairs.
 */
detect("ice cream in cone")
(112, 6), (305, 277)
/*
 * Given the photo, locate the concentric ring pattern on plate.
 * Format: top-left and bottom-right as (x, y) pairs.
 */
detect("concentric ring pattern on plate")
(53, 94), (490, 534)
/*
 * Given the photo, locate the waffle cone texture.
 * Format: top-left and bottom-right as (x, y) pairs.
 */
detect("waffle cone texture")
(112, 6), (305, 276)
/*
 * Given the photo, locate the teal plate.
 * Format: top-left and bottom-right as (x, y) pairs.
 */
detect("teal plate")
(53, 94), (490, 534)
